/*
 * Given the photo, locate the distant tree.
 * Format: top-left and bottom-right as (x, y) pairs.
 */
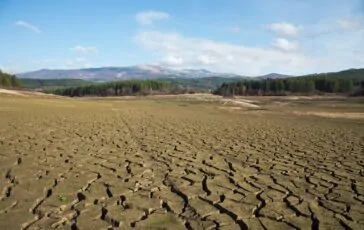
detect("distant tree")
(0, 70), (21, 88)
(338, 79), (354, 93)
(327, 79), (339, 93)
(0, 75), (10, 87)
(275, 80), (284, 93)
(305, 80), (315, 93)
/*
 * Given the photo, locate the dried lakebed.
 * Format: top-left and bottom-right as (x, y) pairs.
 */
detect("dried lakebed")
(0, 97), (363, 229)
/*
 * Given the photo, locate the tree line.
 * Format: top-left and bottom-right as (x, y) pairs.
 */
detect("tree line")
(0, 70), (21, 88)
(20, 78), (90, 89)
(214, 76), (364, 96)
(48, 79), (180, 97)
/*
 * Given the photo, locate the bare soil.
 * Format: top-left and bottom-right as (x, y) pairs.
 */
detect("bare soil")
(0, 95), (363, 229)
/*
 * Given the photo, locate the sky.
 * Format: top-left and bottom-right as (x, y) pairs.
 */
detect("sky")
(0, 0), (363, 75)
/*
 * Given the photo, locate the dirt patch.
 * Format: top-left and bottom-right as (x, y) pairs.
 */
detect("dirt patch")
(219, 106), (242, 111)
(0, 89), (27, 97)
(222, 99), (260, 108)
(0, 89), (62, 98)
(0, 96), (363, 229)
(293, 111), (364, 119)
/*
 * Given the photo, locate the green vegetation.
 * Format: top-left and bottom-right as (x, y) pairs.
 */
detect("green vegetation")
(0, 70), (21, 88)
(58, 194), (67, 202)
(214, 76), (363, 96)
(49, 79), (176, 97)
(21, 77), (242, 92)
(17, 68), (364, 97)
(19, 78), (90, 89)
(159, 77), (244, 91)
(303, 68), (364, 80)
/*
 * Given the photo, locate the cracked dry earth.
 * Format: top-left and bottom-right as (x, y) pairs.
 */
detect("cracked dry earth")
(0, 98), (363, 230)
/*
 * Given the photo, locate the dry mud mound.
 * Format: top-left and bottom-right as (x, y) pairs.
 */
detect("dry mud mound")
(293, 111), (364, 120)
(0, 97), (363, 229)
(0, 89), (62, 98)
(0, 89), (27, 96)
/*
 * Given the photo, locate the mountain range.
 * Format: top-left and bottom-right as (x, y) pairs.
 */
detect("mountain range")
(17, 65), (289, 80)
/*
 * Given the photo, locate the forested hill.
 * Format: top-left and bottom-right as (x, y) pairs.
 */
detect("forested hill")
(5, 67), (364, 96)
(214, 75), (364, 96)
(48, 80), (178, 97)
(302, 68), (364, 80)
(0, 70), (21, 88)
(47, 77), (249, 97)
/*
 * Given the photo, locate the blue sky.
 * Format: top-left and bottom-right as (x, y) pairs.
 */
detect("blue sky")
(0, 0), (363, 75)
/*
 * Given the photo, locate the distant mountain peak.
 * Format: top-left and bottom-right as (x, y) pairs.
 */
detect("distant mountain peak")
(135, 65), (164, 72)
(17, 65), (296, 80)
(256, 73), (292, 79)
(16, 66), (243, 80)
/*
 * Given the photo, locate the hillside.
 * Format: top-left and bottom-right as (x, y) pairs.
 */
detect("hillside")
(214, 71), (364, 96)
(303, 68), (364, 80)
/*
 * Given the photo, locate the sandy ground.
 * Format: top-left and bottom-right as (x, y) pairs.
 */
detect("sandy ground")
(0, 95), (364, 229)
(293, 111), (364, 119)
(221, 99), (260, 108)
(0, 89), (27, 96)
(0, 89), (63, 98)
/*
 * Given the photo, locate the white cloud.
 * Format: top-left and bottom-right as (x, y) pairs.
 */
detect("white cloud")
(14, 20), (42, 33)
(70, 45), (98, 54)
(162, 55), (184, 66)
(135, 28), (364, 75)
(265, 22), (300, 36)
(337, 18), (361, 29)
(198, 54), (217, 65)
(135, 31), (310, 75)
(136, 11), (169, 25)
(272, 38), (299, 52)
